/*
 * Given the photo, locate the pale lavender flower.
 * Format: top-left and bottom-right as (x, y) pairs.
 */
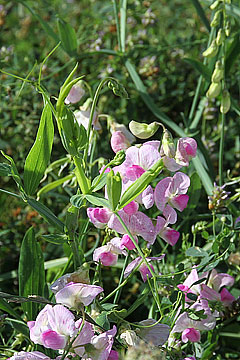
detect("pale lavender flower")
(82, 326), (117, 360)
(137, 319), (170, 346)
(55, 282), (103, 308)
(65, 82), (85, 104)
(124, 256), (164, 282)
(7, 352), (51, 360)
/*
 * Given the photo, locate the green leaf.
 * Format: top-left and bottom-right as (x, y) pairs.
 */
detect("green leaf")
(24, 104), (54, 195)
(41, 234), (68, 245)
(70, 194), (84, 208)
(0, 151), (25, 194)
(96, 311), (110, 330)
(186, 246), (208, 257)
(0, 162), (11, 176)
(106, 171), (122, 211)
(0, 298), (22, 321)
(57, 18), (78, 56)
(100, 303), (118, 311)
(27, 198), (65, 232)
(37, 174), (74, 198)
(184, 58), (211, 81)
(91, 173), (107, 192)
(85, 194), (110, 208)
(187, 292), (198, 301)
(18, 227), (45, 320)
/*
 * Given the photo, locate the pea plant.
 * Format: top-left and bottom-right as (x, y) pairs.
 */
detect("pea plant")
(0, 1), (240, 359)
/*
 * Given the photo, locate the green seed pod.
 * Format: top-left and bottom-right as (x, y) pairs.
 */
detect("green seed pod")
(212, 60), (224, 83)
(225, 21), (231, 37)
(210, 0), (220, 10)
(216, 28), (225, 46)
(202, 40), (218, 58)
(220, 89), (231, 114)
(118, 158), (163, 209)
(106, 170), (122, 211)
(129, 120), (160, 139)
(162, 129), (175, 157)
(206, 82), (221, 99)
(210, 10), (222, 27)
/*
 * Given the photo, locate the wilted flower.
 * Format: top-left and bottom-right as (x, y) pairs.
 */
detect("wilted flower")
(50, 265), (91, 294)
(208, 183), (230, 210)
(136, 319), (170, 346)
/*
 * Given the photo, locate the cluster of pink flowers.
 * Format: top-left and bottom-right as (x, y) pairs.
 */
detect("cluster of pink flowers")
(169, 268), (235, 345)
(87, 130), (197, 282)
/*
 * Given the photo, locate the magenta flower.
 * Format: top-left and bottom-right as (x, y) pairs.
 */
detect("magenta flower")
(93, 237), (126, 266)
(111, 131), (130, 153)
(124, 256), (164, 282)
(123, 201), (139, 215)
(155, 216), (180, 246)
(28, 304), (76, 350)
(87, 207), (112, 229)
(120, 234), (138, 250)
(107, 350), (119, 360)
(154, 172), (190, 214)
(55, 282), (103, 308)
(175, 137), (197, 166)
(65, 82), (85, 104)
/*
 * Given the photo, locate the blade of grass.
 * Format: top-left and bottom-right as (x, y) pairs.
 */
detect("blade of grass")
(120, 0), (127, 52)
(113, 0), (122, 52)
(190, 0), (210, 32)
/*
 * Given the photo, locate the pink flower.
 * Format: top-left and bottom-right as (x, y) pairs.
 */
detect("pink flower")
(220, 288), (235, 306)
(154, 172), (190, 213)
(7, 352), (51, 360)
(182, 328), (200, 343)
(124, 256), (164, 282)
(87, 207), (112, 229)
(175, 137), (197, 166)
(65, 82), (85, 104)
(72, 319), (95, 357)
(93, 237), (125, 266)
(123, 201), (139, 215)
(83, 326), (117, 360)
(111, 131), (130, 153)
(120, 234), (138, 250)
(108, 210), (158, 245)
(107, 350), (119, 360)
(171, 311), (216, 344)
(55, 282), (103, 308)
(28, 304), (76, 350)
(155, 216), (180, 246)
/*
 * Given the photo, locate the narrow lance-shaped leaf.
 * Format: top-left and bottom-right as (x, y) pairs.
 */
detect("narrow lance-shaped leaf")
(18, 227), (45, 320)
(1, 151), (25, 195)
(24, 104), (54, 195)
(57, 18), (78, 56)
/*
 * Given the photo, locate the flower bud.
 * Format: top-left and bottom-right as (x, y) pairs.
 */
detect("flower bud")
(216, 28), (225, 46)
(129, 120), (159, 139)
(220, 89), (231, 114)
(210, 10), (222, 27)
(202, 40), (218, 58)
(225, 21), (230, 37)
(206, 82), (221, 99)
(210, 0), (220, 10)
(109, 150), (126, 166)
(65, 80), (85, 104)
(211, 60), (224, 83)
(162, 129), (175, 158)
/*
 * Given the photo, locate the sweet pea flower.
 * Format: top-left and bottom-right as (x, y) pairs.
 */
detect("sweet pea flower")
(72, 319), (95, 357)
(87, 207), (112, 229)
(107, 350), (119, 360)
(74, 107), (101, 131)
(154, 172), (190, 215)
(108, 209), (158, 245)
(175, 137), (197, 166)
(82, 326), (117, 360)
(7, 352), (51, 360)
(111, 131), (131, 153)
(93, 237), (126, 266)
(28, 304), (76, 350)
(65, 82), (85, 104)
(171, 311), (216, 344)
(124, 256), (164, 282)
(155, 215), (180, 246)
(55, 282), (103, 308)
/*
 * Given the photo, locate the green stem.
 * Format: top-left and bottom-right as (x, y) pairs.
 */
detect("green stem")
(73, 156), (90, 194)
(113, 0), (122, 52)
(113, 253), (130, 304)
(219, 111), (225, 186)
